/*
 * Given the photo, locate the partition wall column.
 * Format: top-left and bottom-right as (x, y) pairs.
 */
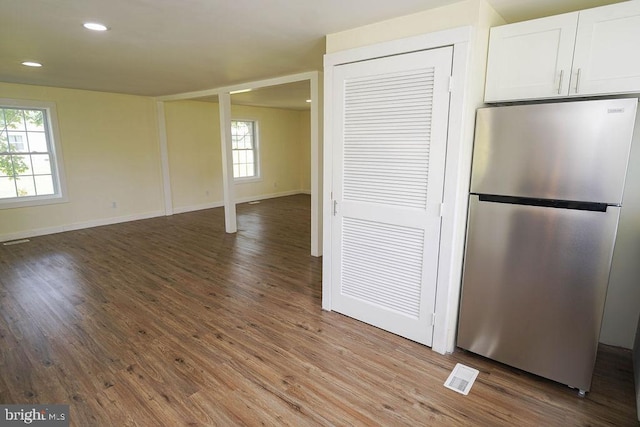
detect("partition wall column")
(219, 92), (237, 233)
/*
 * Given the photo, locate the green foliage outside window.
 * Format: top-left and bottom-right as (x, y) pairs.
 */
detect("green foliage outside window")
(0, 108), (43, 179)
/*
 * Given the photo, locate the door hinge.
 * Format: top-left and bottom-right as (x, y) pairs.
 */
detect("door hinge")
(448, 76), (454, 92)
(333, 200), (338, 216)
(430, 313), (436, 326)
(439, 203), (445, 217)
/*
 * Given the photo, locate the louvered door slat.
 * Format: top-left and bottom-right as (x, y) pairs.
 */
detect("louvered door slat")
(331, 46), (453, 346)
(343, 65), (435, 210)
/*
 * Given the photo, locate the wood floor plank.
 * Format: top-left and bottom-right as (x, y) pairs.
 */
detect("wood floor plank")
(0, 195), (637, 426)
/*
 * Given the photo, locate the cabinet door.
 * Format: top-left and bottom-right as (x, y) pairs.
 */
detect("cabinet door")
(484, 13), (578, 102)
(571, 1), (640, 96)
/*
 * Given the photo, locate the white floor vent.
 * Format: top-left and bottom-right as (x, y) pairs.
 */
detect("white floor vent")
(444, 363), (479, 395)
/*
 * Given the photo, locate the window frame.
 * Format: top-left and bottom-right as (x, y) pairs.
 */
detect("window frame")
(0, 99), (68, 209)
(231, 118), (261, 183)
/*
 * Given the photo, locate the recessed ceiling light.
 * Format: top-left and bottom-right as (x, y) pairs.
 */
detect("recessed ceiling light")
(21, 61), (42, 67)
(83, 22), (109, 31)
(306, 99), (312, 103)
(230, 89), (252, 95)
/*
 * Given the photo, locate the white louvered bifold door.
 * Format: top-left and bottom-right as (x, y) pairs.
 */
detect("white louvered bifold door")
(331, 47), (453, 346)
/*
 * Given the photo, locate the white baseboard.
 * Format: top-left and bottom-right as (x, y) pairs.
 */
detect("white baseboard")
(1, 191), (310, 242)
(1, 210), (164, 243)
(173, 190), (309, 214)
(172, 201), (225, 215)
(235, 189), (308, 204)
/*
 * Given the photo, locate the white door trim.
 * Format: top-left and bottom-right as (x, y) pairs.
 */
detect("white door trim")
(323, 26), (474, 354)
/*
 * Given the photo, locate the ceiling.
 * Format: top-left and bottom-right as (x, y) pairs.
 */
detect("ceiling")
(0, 0), (626, 109)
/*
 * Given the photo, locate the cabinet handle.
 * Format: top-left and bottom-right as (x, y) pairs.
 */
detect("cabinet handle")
(557, 70), (564, 94)
(575, 68), (582, 94)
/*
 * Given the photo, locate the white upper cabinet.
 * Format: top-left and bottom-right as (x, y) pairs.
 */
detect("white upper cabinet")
(572, 1), (640, 97)
(484, 13), (578, 102)
(484, 1), (640, 102)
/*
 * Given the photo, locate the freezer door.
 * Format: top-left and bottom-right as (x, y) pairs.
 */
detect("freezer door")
(457, 195), (620, 391)
(471, 98), (637, 205)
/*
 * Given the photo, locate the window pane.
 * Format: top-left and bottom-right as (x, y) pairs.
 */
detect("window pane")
(0, 177), (17, 198)
(25, 110), (44, 131)
(12, 155), (32, 175)
(31, 154), (51, 175)
(7, 132), (27, 152)
(0, 103), (62, 204)
(15, 176), (36, 197)
(4, 109), (26, 131)
(231, 120), (257, 178)
(28, 132), (48, 152)
(34, 175), (54, 195)
(0, 155), (10, 177)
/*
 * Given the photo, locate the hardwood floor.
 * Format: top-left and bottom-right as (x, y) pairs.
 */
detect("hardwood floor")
(0, 194), (637, 426)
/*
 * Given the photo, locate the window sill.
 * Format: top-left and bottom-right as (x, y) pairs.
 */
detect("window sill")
(234, 177), (262, 184)
(0, 194), (68, 210)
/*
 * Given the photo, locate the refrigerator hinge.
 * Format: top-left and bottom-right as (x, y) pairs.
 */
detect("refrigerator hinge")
(448, 76), (454, 92)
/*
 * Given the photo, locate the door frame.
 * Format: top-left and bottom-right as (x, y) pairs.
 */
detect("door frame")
(323, 26), (475, 354)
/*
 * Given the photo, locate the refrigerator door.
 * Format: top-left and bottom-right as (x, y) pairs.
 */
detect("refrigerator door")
(457, 195), (620, 391)
(471, 98), (637, 205)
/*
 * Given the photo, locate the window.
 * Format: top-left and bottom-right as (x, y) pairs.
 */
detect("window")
(8, 135), (25, 152)
(0, 99), (66, 208)
(231, 120), (259, 179)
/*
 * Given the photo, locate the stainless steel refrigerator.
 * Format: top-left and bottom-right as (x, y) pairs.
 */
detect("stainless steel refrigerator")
(457, 98), (638, 395)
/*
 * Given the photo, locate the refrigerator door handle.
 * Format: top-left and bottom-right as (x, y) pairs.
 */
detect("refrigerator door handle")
(477, 194), (608, 212)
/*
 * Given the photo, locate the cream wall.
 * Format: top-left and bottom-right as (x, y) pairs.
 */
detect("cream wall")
(231, 105), (309, 201)
(299, 112), (311, 192)
(163, 100), (310, 213)
(325, 0), (503, 54)
(0, 85), (310, 240)
(164, 100), (223, 213)
(0, 82), (164, 241)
